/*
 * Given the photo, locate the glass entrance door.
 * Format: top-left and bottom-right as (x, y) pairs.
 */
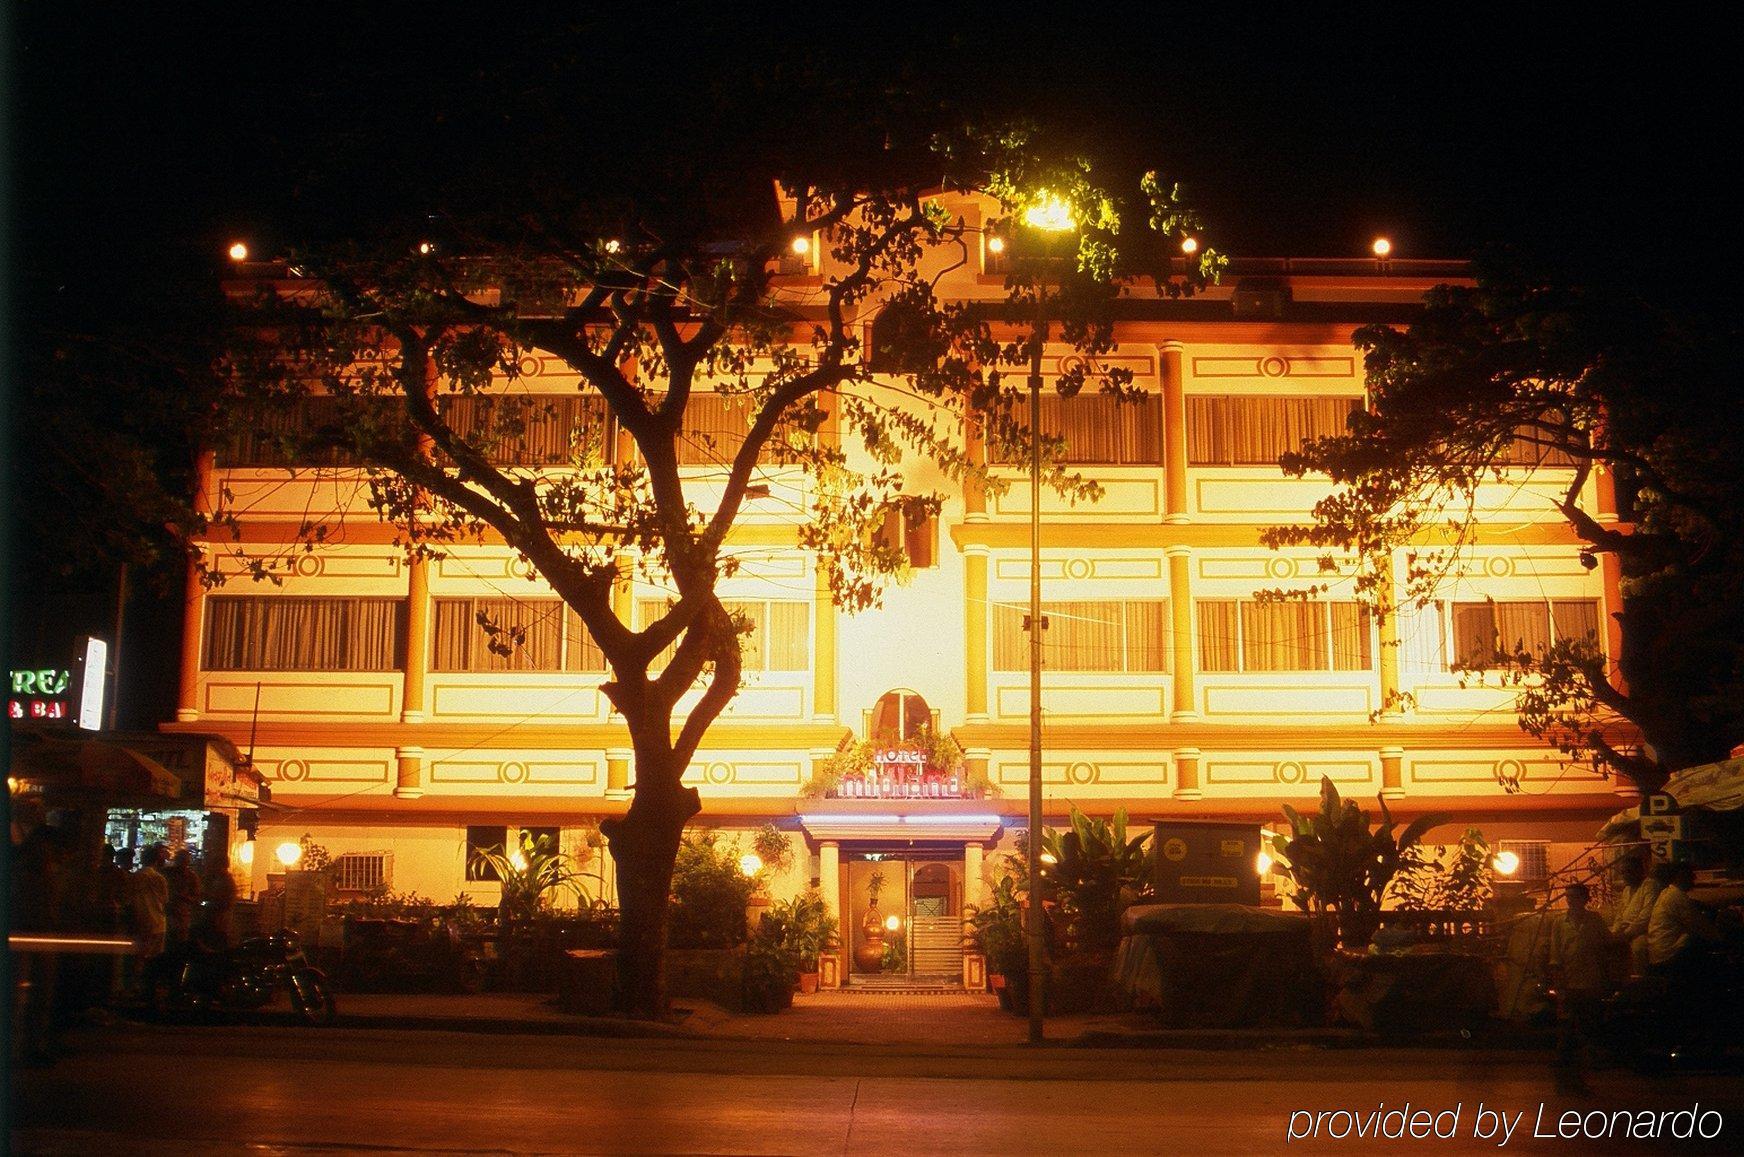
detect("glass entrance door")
(844, 852), (964, 982)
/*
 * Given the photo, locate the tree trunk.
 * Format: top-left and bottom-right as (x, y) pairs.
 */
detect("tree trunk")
(602, 775), (700, 1019)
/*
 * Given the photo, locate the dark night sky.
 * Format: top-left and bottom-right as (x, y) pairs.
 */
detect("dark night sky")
(4, 4), (1739, 725)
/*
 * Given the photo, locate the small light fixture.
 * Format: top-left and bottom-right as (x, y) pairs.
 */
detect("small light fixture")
(1039, 850), (1058, 865)
(739, 852), (763, 877)
(883, 913), (902, 934)
(986, 235), (1006, 255)
(275, 841), (303, 868)
(789, 234), (812, 257)
(1371, 237), (1392, 258)
(603, 239), (622, 254)
(238, 840), (255, 867)
(417, 241), (434, 255)
(1180, 236), (1199, 255)
(228, 242), (249, 262)
(1492, 850), (1521, 877)
(1255, 850), (1273, 876)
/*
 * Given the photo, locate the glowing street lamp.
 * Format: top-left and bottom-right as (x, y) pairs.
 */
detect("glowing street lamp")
(275, 841), (303, 868)
(789, 234), (812, 257)
(1019, 190), (1076, 1046)
(1492, 850), (1521, 877)
(238, 840), (256, 867)
(1371, 236), (1392, 258)
(227, 242), (249, 262)
(739, 852), (764, 877)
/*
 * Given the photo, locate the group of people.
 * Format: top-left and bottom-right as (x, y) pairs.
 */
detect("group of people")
(109, 842), (237, 993)
(1544, 857), (1728, 1088)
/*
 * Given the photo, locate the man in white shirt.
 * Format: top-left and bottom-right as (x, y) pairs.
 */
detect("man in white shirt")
(1608, 856), (1661, 976)
(1647, 863), (1721, 981)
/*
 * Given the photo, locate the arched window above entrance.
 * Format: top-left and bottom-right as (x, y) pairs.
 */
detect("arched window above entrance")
(868, 689), (934, 743)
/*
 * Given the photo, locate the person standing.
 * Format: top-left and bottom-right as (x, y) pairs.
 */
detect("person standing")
(164, 847), (203, 952)
(1608, 856), (1661, 977)
(1647, 863), (1721, 982)
(128, 844), (170, 1000)
(1548, 883), (1611, 1093)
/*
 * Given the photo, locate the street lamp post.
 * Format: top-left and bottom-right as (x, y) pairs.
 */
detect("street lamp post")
(1019, 194), (1074, 1045)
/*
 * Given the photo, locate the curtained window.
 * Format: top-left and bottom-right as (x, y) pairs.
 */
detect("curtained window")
(1186, 395), (1361, 466)
(430, 598), (605, 672)
(218, 396), (408, 467)
(663, 394), (812, 468)
(438, 395), (610, 467)
(992, 600), (1170, 672)
(994, 393), (1164, 465)
(1498, 421), (1581, 468)
(1451, 598), (1602, 667)
(202, 596), (405, 671)
(1196, 599), (1372, 672)
(873, 506), (938, 568)
(635, 598), (809, 672)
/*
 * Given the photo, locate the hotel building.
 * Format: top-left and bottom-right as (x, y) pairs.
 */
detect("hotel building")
(171, 198), (1630, 980)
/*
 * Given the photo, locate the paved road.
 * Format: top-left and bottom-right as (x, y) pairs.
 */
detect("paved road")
(13, 1025), (1744, 1154)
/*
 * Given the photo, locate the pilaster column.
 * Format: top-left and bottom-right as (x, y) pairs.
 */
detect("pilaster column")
(176, 547), (205, 722)
(1377, 555), (1404, 721)
(964, 546), (990, 721)
(605, 748), (633, 798)
(1173, 746), (1202, 801)
(812, 565), (836, 721)
(817, 839), (842, 988)
(963, 841), (985, 910)
(1160, 341), (1190, 524)
(1380, 745), (1405, 802)
(1601, 553), (1627, 695)
(394, 746), (425, 799)
(1166, 546), (1198, 721)
(401, 555), (431, 723)
(963, 408), (987, 521)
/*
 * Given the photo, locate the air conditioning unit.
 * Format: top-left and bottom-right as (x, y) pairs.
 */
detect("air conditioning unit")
(1232, 278), (1290, 320)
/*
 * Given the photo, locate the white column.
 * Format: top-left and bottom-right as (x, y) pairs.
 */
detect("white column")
(818, 840), (842, 988)
(963, 842), (985, 911)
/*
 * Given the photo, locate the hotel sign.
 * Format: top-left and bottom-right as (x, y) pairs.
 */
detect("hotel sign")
(9, 637), (109, 730)
(9, 668), (72, 722)
(830, 748), (973, 799)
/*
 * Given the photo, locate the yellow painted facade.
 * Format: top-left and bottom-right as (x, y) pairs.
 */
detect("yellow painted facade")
(180, 238), (1632, 924)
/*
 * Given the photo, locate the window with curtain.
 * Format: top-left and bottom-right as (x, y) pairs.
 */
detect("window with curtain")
(992, 600), (1170, 672)
(993, 393), (1164, 465)
(1451, 599), (1601, 667)
(873, 506), (938, 568)
(635, 598), (810, 672)
(218, 396), (408, 467)
(431, 598), (605, 672)
(1185, 395), (1361, 466)
(438, 394), (610, 467)
(1498, 421), (1581, 467)
(654, 393), (811, 467)
(1196, 599), (1372, 672)
(202, 596), (405, 671)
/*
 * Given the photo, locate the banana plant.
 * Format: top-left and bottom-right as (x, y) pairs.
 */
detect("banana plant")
(1038, 806), (1151, 954)
(1267, 776), (1446, 947)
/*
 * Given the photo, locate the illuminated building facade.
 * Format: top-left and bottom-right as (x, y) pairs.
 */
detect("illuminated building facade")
(169, 198), (1630, 980)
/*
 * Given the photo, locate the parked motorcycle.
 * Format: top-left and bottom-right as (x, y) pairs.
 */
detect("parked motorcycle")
(168, 930), (337, 1025)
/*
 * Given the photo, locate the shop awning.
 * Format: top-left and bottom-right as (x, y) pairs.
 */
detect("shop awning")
(11, 735), (184, 803)
(1599, 756), (1744, 840)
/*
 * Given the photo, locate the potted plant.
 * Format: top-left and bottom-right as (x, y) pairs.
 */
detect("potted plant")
(855, 869), (887, 972)
(964, 875), (1026, 1009)
(758, 889), (838, 994)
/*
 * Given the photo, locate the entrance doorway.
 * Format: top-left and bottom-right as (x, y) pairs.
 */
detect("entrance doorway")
(843, 852), (964, 985)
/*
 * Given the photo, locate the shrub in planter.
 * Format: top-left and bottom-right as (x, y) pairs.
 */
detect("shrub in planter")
(742, 938), (800, 1013)
(965, 874), (1027, 998)
(669, 830), (755, 949)
(759, 889), (837, 992)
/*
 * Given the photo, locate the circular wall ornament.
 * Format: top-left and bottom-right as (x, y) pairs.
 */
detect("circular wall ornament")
(1495, 758), (1526, 790)
(294, 555), (323, 578)
(1064, 558), (1092, 580)
(508, 557), (534, 579)
(502, 761), (528, 784)
(278, 759), (309, 782)
(1277, 760), (1305, 785)
(1068, 761), (1096, 785)
(1260, 356), (1290, 378)
(707, 761), (733, 785)
(1267, 557), (1297, 579)
(1486, 557), (1513, 578)
(517, 356), (543, 379)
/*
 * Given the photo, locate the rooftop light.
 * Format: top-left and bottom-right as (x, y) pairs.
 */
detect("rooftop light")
(1180, 236), (1199, 255)
(228, 242), (249, 262)
(1371, 237), (1393, 258)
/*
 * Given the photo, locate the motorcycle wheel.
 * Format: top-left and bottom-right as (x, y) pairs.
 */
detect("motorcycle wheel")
(289, 972), (337, 1026)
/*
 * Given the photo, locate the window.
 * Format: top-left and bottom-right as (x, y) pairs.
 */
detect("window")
(1196, 600), (1373, 672)
(202, 596), (405, 671)
(873, 505), (937, 569)
(1450, 599), (1601, 667)
(993, 600), (1170, 672)
(635, 598), (810, 672)
(995, 393), (1164, 466)
(1186, 395), (1361, 466)
(218, 395), (408, 468)
(1498, 419), (1581, 468)
(438, 395), (610, 467)
(466, 825), (507, 882)
(1499, 839), (1551, 887)
(521, 826), (561, 854)
(332, 852), (391, 893)
(431, 598), (605, 672)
